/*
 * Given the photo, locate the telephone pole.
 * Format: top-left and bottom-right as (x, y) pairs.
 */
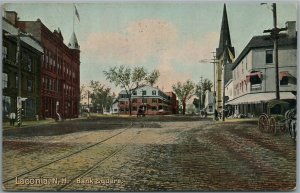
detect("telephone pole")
(263, 3), (287, 100)
(5, 29), (32, 127)
(211, 52), (218, 120)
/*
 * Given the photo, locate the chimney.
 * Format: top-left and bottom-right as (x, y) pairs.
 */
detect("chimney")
(5, 11), (18, 25)
(285, 21), (296, 38)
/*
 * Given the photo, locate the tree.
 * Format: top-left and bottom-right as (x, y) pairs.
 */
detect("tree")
(193, 98), (200, 109)
(146, 70), (160, 86)
(172, 80), (195, 115)
(103, 65), (160, 115)
(194, 78), (213, 110)
(89, 81), (113, 113)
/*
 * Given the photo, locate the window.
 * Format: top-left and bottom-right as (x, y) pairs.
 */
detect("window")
(27, 57), (32, 72)
(152, 98), (157, 103)
(132, 90), (137, 95)
(25, 99), (35, 117)
(27, 80), (33, 92)
(132, 107), (137, 111)
(2, 96), (11, 117)
(280, 77), (289, 86)
(152, 90), (157, 95)
(132, 98), (137, 103)
(2, 46), (7, 59)
(142, 90), (146, 96)
(142, 98), (147, 103)
(250, 75), (262, 85)
(266, 50), (273, 64)
(16, 76), (18, 88)
(2, 73), (8, 88)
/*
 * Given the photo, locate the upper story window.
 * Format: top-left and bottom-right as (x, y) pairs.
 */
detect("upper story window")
(142, 90), (146, 96)
(152, 90), (157, 95)
(132, 90), (137, 95)
(27, 80), (33, 92)
(280, 77), (289, 86)
(266, 50), (273, 64)
(2, 73), (8, 88)
(2, 46), (7, 59)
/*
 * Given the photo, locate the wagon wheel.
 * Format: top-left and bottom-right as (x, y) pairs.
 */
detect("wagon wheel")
(269, 117), (277, 135)
(258, 114), (269, 133)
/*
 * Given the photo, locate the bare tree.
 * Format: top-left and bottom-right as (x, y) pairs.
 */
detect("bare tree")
(172, 80), (195, 115)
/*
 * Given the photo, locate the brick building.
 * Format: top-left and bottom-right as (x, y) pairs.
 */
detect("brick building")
(2, 14), (43, 120)
(8, 11), (81, 119)
(118, 85), (178, 115)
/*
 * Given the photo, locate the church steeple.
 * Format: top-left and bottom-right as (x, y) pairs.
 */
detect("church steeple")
(216, 4), (235, 62)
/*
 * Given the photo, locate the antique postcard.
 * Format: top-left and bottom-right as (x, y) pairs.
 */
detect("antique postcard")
(1, 1), (297, 191)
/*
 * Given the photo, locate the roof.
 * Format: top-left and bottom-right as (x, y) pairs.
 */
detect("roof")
(3, 18), (44, 53)
(226, 92), (296, 105)
(216, 4), (235, 61)
(232, 34), (297, 70)
(68, 31), (80, 50)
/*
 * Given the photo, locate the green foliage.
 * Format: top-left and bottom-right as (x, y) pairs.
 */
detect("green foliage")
(172, 80), (195, 115)
(103, 65), (160, 115)
(194, 78), (213, 109)
(89, 81), (113, 113)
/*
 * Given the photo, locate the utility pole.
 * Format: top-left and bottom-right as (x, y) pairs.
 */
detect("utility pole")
(263, 3), (287, 100)
(5, 29), (32, 127)
(222, 46), (227, 122)
(211, 52), (218, 121)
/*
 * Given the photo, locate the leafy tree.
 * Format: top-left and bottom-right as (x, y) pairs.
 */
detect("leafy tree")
(194, 78), (213, 110)
(146, 70), (160, 86)
(89, 81), (113, 113)
(172, 80), (195, 115)
(103, 65), (159, 115)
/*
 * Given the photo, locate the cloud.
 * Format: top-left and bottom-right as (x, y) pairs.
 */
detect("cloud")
(80, 19), (219, 92)
(81, 19), (178, 65)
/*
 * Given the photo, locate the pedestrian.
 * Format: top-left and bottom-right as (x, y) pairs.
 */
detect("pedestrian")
(214, 109), (218, 121)
(9, 112), (16, 126)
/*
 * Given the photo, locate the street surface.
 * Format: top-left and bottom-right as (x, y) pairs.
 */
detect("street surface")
(2, 116), (296, 191)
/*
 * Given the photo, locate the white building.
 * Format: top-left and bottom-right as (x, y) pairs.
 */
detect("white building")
(204, 91), (214, 114)
(227, 21), (297, 116)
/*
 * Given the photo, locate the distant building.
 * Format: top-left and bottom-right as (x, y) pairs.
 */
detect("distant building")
(227, 21), (297, 116)
(9, 11), (81, 119)
(2, 14), (43, 120)
(118, 85), (178, 115)
(204, 91), (214, 114)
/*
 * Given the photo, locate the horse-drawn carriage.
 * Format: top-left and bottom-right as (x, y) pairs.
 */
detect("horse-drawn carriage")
(258, 99), (296, 141)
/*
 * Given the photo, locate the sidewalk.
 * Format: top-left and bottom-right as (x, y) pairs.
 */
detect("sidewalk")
(2, 118), (57, 130)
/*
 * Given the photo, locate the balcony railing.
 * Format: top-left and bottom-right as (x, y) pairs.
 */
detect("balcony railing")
(250, 84), (262, 91)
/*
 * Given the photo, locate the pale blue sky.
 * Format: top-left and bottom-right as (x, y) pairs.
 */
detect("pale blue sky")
(3, 2), (298, 93)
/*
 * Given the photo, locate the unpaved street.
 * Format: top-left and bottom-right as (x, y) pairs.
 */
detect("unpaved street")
(2, 117), (296, 191)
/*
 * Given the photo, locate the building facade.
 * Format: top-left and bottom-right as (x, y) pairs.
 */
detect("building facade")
(118, 85), (178, 115)
(227, 21), (297, 116)
(2, 15), (43, 120)
(8, 11), (81, 119)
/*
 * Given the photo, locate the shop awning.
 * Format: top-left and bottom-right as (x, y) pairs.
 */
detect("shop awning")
(246, 72), (263, 82)
(226, 92), (296, 105)
(279, 71), (294, 80)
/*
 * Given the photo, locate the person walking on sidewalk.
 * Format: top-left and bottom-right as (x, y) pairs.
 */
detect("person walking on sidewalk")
(9, 112), (16, 126)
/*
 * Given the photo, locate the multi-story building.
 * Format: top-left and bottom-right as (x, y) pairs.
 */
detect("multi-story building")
(227, 21), (297, 116)
(2, 14), (43, 120)
(6, 11), (81, 119)
(118, 85), (178, 115)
